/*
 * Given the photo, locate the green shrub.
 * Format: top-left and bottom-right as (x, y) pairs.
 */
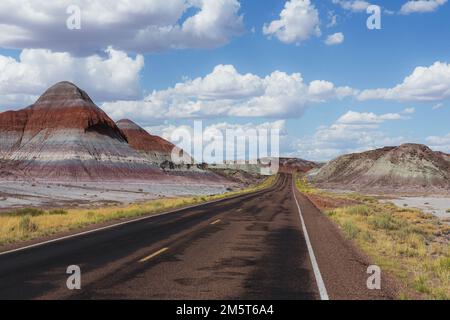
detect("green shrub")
(361, 230), (375, 243)
(343, 221), (360, 239)
(413, 275), (430, 294)
(326, 210), (337, 217)
(86, 211), (96, 219)
(437, 257), (450, 270)
(48, 209), (68, 215)
(347, 205), (371, 216)
(10, 208), (45, 217)
(369, 213), (402, 230)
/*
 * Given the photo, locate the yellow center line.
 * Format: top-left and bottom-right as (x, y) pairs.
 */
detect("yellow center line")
(211, 219), (221, 225)
(139, 247), (169, 263)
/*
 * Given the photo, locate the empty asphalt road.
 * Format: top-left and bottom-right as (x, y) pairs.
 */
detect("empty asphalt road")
(0, 174), (396, 300)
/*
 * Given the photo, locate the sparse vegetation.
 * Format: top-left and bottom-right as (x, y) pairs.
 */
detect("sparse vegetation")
(342, 220), (360, 239)
(0, 175), (277, 247)
(18, 216), (38, 234)
(295, 175), (450, 300)
(1, 208), (45, 217)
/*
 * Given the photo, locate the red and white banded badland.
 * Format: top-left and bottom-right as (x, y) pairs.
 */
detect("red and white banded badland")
(0, 81), (221, 183)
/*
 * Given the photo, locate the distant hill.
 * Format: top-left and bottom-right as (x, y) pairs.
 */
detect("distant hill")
(277, 157), (321, 173)
(209, 157), (320, 176)
(312, 144), (450, 193)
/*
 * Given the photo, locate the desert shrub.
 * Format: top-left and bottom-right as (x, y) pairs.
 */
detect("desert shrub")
(360, 230), (375, 243)
(343, 221), (360, 239)
(369, 213), (402, 230)
(18, 216), (38, 233)
(9, 208), (45, 217)
(326, 210), (337, 217)
(398, 234), (426, 257)
(86, 211), (96, 219)
(437, 257), (450, 271)
(347, 205), (371, 216)
(48, 209), (68, 215)
(413, 275), (431, 294)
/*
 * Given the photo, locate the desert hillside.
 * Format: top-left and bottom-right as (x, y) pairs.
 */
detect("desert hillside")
(0, 82), (224, 184)
(312, 144), (450, 193)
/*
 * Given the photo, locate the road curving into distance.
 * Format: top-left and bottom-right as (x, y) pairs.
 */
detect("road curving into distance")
(0, 174), (396, 300)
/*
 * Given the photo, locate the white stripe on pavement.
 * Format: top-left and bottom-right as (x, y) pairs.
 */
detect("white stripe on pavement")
(292, 177), (330, 300)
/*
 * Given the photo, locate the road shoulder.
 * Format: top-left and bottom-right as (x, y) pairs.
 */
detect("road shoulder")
(293, 186), (400, 300)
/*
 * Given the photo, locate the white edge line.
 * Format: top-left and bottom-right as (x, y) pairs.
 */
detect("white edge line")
(0, 177), (280, 257)
(292, 177), (330, 301)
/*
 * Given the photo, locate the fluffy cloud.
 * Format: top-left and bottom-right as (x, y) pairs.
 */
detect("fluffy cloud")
(400, 0), (447, 14)
(295, 110), (412, 161)
(325, 32), (344, 45)
(358, 62), (450, 102)
(432, 103), (445, 110)
(0, 48), (144, 108)
(263, 0), (321, 45)
(332, 0), (371, 12)
(426, 133), (450, 152)
(102, 64), (355, 121)
(337, 108), (414, 124)
(0, 0), (244, 55)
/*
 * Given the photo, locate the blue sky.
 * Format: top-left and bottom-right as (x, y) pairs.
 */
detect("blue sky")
(0, 0), (449, 161)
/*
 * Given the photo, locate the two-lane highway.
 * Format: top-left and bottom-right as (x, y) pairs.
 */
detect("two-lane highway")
(0, 174), (396, 300)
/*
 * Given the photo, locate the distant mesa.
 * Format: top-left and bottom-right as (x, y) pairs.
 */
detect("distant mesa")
(0, 81), (221, 183)
(311, 143), (450, 193)
(277, 157), (321, 174)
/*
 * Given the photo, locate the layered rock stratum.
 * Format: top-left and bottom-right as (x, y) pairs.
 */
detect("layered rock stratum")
(312, 144), (450, 193)
(117, 119), (175, 164)
(0, 82), (221, 183)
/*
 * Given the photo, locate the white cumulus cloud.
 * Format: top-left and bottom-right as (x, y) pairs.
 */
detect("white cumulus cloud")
(337, 108), (414, 124)
(295, 109), (412, 161)
(263, 0), (321, 45)
(426, 133), (450, 152)
(0, 48), (144, 108)
(0, 0), (244, 55)
(332, 0), (372, 12)
(400, 0), (447, 14)
(358, 61), (450, 102)
(325, 32), (344, 45)
(101, 64), (355, 121)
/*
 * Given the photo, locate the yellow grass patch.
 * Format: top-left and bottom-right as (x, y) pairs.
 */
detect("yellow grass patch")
(295, 175), (450, 300)
(0, 175), (276, 246)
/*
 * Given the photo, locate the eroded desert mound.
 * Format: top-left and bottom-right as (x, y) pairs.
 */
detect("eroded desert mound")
(312, 144), (450, 193)
(0, 82), (221, 183)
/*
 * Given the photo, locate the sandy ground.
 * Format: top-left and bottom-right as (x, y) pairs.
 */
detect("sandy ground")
(321, 188), (450, 221)
(0, 181), (229, 210)
(383, 196), (450, 220)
